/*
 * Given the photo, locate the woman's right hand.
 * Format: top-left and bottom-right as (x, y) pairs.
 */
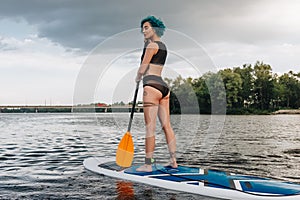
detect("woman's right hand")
(135, 74), (142, 83)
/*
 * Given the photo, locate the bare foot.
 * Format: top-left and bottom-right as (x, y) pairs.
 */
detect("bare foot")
(136, 164), (152, 172)
(171, 162), (178, 168)
(165, 158), (178, 168)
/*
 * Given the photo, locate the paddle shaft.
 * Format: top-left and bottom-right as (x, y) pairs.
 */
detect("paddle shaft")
(127, 81), (140, 132)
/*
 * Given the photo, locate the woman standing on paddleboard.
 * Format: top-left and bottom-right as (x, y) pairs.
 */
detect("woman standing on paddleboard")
(135, 16), (178, 172)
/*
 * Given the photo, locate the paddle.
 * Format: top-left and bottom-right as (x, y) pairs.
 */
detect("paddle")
(116, 81), (140, 167)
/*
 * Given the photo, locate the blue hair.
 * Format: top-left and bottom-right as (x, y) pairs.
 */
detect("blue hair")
(141, 16), (166, 37)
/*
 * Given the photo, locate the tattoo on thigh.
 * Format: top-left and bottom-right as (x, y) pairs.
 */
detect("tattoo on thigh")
(143, 102), (158, 107)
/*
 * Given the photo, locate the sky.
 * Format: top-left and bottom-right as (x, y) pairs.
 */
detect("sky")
(1, 0), (300, 105)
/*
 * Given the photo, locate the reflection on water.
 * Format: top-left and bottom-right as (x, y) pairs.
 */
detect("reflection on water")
(0, 113), (299, 199)
(116, 181), (135, 200)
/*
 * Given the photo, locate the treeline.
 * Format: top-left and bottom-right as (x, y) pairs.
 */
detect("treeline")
(166, 61), (300, 114)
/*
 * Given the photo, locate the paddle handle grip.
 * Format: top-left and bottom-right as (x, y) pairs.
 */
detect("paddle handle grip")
(127, 81), (140, 132)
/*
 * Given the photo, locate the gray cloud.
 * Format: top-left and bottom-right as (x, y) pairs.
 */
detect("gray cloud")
(1, 0), (300, 54)
(1, 1), (132, 50)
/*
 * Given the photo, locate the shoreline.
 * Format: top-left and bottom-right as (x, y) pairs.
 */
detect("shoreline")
(273, 109), (300, 115)
(1, 105), (299, 115)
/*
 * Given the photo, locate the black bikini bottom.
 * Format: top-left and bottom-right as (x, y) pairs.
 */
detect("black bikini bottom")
(143, 75), (170, 98)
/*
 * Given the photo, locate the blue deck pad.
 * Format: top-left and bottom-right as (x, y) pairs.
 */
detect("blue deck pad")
(125, 164), (200, 176)
(124, 164), (300, 195)
(126, 165), (235, 189)
(240, 180), (300, 195)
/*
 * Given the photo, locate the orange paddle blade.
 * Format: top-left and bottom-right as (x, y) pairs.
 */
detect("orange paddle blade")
(116, 131), (134, 167)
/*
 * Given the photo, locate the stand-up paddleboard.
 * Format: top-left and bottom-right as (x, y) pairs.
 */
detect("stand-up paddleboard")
(83, 157), (300, 200)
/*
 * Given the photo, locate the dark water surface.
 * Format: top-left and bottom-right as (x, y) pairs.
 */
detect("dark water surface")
(0, 113), (299, 199)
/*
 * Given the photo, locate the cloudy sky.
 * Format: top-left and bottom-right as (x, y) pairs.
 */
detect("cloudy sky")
(1, 0), (299, 105)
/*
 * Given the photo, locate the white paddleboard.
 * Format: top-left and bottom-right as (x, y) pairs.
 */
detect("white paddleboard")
(83, 157), (300, 200)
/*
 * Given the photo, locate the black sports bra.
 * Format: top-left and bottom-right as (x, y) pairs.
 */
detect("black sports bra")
(141, 41), (167, 65)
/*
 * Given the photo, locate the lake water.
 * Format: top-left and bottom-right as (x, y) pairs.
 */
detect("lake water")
(0, 113), (299, 199)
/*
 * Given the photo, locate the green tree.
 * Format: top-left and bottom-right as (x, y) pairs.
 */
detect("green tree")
(272, 73), (284, 109)
(253, 61), (274, 110)
(233, 64), (254, 108)
(278, 71), (300, 108)
(192, 76), (211, 113)
(166, 63), (298, 114)
(219, 68), (243, 109)
(167, 76), (199, 114)
(197, 72), (226, 114)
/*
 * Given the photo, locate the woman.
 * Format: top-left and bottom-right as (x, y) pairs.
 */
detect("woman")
(135, 16), (178, 172)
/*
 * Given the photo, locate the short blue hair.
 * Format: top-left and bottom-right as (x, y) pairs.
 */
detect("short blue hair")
(141, 16), (166, 37)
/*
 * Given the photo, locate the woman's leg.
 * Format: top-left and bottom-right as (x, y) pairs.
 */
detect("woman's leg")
(158, 93), (178, 168)
(136, 86), (161, 172)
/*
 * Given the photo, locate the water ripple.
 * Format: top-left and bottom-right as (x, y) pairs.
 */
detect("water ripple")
(0, 113), (299, 199)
